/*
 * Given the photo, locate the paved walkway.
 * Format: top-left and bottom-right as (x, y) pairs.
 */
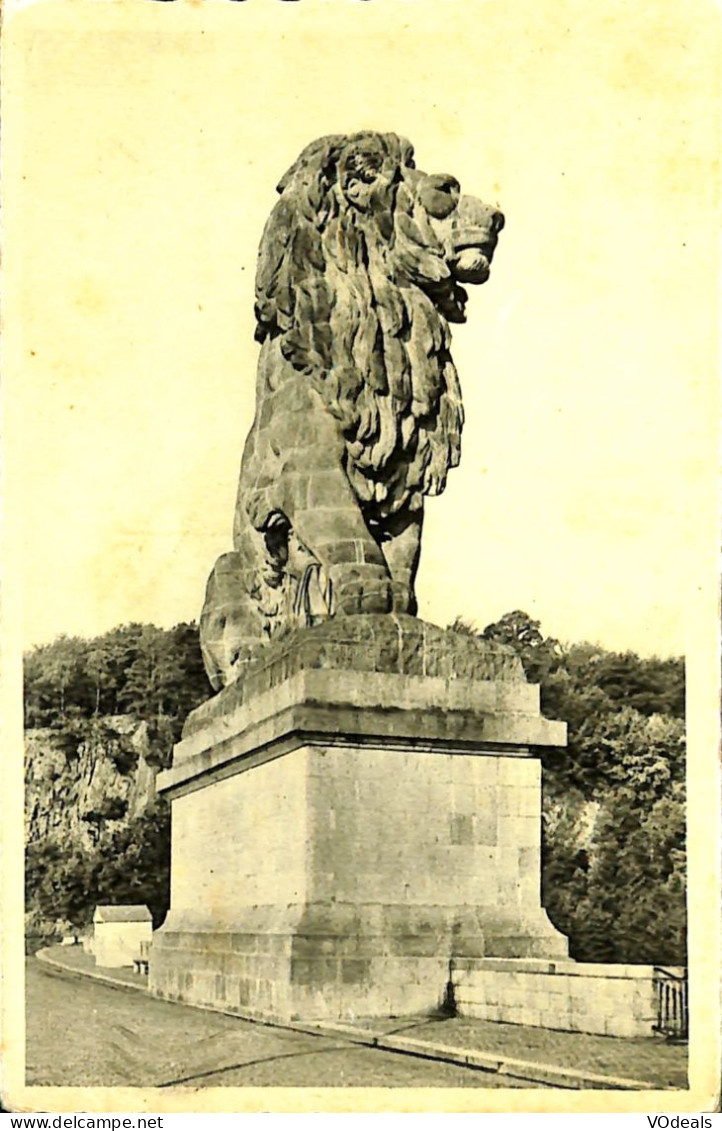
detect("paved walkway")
(30, 948), (687, 1091)
(27, 957), (525, 1089)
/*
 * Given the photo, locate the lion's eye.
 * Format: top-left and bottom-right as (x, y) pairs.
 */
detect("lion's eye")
(420, 174), (460, 219)
(344, 178), (365, 202)
(348, 168), (377, 187)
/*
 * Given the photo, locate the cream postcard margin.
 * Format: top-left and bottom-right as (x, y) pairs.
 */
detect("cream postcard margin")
(2, 0), (720, 1113)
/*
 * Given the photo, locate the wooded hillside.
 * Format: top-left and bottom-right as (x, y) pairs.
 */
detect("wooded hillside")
(25, 614), (685, 964)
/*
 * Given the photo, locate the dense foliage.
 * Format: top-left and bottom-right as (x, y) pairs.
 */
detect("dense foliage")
(24, 622), (209, 760)
(26, 800), (171, 933)
(25, 614), (686, 965)
(24, 623), (209, 939)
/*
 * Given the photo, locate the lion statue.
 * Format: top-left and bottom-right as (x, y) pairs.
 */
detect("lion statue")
(201, 131), (504, 690)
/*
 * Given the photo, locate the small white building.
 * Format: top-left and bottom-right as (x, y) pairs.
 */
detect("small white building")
(92, 905), (152, 968)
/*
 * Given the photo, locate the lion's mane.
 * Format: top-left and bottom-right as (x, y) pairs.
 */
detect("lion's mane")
(253, 132), (463, 519)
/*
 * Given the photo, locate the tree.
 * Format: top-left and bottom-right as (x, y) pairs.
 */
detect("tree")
(24, 636), (90, 725)
(85, 639), (119, 716)
(545, 782), (686, 964)
(118, 623), (208, 736)
(568, 647), (685, 719)
(482, 610), (562, 684)
(93, 800), (171, 926)
(26, 839), (97, 930)
(24, 621), (209, 734)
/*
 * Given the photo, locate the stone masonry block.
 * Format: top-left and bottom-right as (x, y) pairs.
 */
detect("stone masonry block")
(451, 784), (479, 814)
(449, 755), (485, 785)
(498, 816), (539, 847)
(519, 784), (542, 815)
(450, 813), (474, 845)
(322, 540), (366, 565)
(519, 872), (542, 906)
(341, 958), (372, 984)
(496, 757), (531, 786)
(473, 809), (498, 845)
(495, 877), (522, 906)
(498, 787), (523, 816)
(291, 957), (341, 986)
(519, 845), (541, 874)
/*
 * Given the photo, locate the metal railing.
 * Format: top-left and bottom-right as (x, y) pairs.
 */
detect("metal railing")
(653, 967), (688, 1041)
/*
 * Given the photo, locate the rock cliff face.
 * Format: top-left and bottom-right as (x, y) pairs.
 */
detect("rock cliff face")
(25, 717), (158, 856)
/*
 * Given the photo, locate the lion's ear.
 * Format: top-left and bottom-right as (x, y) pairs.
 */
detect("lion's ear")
(386, 133), (415, 170)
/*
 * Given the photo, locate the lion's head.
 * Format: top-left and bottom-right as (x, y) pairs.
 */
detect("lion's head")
(254, 131), (503, 518)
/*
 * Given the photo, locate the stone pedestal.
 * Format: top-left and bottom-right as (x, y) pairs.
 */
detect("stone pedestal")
(149, 616), (569, 1021)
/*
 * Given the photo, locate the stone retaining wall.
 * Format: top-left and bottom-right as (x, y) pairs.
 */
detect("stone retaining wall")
(453, 957), (681, 1038)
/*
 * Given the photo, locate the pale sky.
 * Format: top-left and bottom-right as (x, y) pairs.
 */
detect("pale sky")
(4, 0), (719, 657)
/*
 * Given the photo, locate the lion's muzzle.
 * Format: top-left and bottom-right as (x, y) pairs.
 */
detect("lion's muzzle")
(449, 196), (504, 284)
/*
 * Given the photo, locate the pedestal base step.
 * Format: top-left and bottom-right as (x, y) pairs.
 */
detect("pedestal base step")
(150, 930), (449, 1020)
(148, 905), (569, 1022)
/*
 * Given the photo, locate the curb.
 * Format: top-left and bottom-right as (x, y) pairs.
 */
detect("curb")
(303, 1023), (658, 1091)
(36, 948), (147, 996)
(35, 948), (658, 1091)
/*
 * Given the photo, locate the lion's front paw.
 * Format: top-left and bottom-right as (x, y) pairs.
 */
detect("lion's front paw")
(331, 565), (393, 616)
(390, 580), (417, 616)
